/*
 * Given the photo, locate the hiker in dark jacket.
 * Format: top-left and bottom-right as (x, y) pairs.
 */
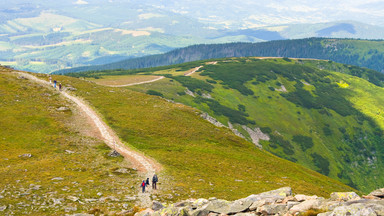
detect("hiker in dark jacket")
(141, 180), (146, 193)
(152, 174), (158, 189)
(53, 80), (57, 88)
(59, 83), (62, 91)
(146, 178), (150, 187)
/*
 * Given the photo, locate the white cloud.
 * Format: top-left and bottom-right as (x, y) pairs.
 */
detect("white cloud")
(74, 0), (88, 5)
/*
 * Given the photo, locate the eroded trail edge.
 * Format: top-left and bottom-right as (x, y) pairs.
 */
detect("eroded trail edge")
(17, 72), (160, 177)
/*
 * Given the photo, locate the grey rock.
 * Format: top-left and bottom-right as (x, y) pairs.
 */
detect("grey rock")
(294, 194), (318, 202)
(67, 196), (79, 202)
(84, 198), (98, 203)
(152, 201), (164, 211)
(124, 195), (137, 201)
(57, 107), (70, 111)
(256, 204), (287, 215)
(286, 201), (301, 210)
(200, 113), (225, 128)
(190, 208), (210, 216)
(369, 188), (384, 198)
(18, 153), (32, 158)
(234, 213), (257, 216)
(113, 168), (130, 174)
(289, 199), (323, 214)
(241, 187), (292, 203)
(30, 184), (42, 190)
(51, 177), (64, 181)
(191, 198), (209, 209)
(65, 150), (75, 154)
(99, 196), (119, 202)
(0, 206), (6, 211)
(330, 192), (361, 202)
(328, 203), (379, 216)
(249, 197), (281, 211)
(97, 192), (103, 196)
(108, 150), (121, 157)
(64, 206), (77, 212)
(0, 195), (4, 199)
(66, 87), (77, 91)
(205, 199), (253, 214)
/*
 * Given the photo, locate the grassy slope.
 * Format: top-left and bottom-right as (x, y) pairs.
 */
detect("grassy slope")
(0, 68), (141, 215)
(54, 74), (355, 201)
(77, 58), (384, 193)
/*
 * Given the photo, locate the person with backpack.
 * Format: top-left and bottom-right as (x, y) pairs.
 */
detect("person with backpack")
(59, 83), (62, 91)
(141, 180), (146, 193)
(152, 174), (158, 189)
(53, 80), (57, 88)
(146, 178), (150, 187)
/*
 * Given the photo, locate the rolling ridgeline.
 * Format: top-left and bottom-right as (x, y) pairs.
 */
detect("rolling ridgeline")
(55, 38), (384, 74)
(69, 57), (384, 193)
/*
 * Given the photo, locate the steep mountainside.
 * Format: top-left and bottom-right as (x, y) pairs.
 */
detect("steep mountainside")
(70, 58), (384, 192)
(56, 38), (384, 74)
(0, 66), (355, 216)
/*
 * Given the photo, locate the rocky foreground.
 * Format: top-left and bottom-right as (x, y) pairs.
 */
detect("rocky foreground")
(136, 187), (384, 216)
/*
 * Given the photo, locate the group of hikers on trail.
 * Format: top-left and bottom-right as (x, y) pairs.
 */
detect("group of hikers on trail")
(141, 174), (158, 193)
(49, 75), (62, 91)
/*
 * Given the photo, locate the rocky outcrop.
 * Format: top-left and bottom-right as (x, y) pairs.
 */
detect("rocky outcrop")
(135, 187), (384, 216)
(200, 113), (225, 128)
(241, 126), (269, 148)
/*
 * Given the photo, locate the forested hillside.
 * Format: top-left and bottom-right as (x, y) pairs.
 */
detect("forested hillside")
(55, 38), (384, 74)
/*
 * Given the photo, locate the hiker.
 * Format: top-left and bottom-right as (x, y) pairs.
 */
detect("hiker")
(49, 76), (52, 84)
(152, 174), (158, 189)
(141, 180), (146, 193)
(59, 83), (62, 91)
(146, 178), (150, 187)
(53, 80), (57, 88)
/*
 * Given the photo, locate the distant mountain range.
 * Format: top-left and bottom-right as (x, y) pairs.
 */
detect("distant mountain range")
(55, 38), (384, 75)
(1, 1), (384, 73)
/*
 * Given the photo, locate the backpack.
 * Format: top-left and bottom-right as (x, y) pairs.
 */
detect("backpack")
(142, 182), (145, 187)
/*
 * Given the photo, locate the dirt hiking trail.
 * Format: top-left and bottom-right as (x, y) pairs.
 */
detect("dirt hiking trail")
(16, 72), (160, 207)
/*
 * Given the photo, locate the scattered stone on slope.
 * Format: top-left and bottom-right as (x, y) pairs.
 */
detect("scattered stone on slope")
(108, 150), (121, 157)
(185, 88), (195, 97)
(228, 122), (245, 139)
(51, 177), (64, 181)
(18, 153), (32, 158)
(152, 201), (164, 211)
(241, 126), (269, 148)
(200, 113), (225, 128)
(0, 206), (6, 211)
(57, 106), (70, 111)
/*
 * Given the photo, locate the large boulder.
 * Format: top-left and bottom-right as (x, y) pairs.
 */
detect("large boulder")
(256, 204), (287, 215)
(204, 199), (253, 214)
(319, 200), (384, 216)
(369, 188), (384, 199)
(289, 199), (324, 215)
(330, 192), (361, 202)
(241, 187), (292, 203)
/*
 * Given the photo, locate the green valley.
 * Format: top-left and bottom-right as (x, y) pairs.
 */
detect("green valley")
(70, 58), (384, 193)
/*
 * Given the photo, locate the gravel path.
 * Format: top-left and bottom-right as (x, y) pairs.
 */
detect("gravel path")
(106, 76), (165, 87)
(16, 72), (160, 207)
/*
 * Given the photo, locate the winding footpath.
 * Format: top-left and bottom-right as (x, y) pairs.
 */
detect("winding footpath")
(105, 76), (165, 87)
(16, 72), (159, 207)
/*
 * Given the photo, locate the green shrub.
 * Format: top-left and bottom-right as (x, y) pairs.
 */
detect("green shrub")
(268, 86), (275, 91)
(146, 90), (163, 97)
(206, 79), (217, 84)
(292, 135), (314, 151)
(311, 153), (330, 176)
